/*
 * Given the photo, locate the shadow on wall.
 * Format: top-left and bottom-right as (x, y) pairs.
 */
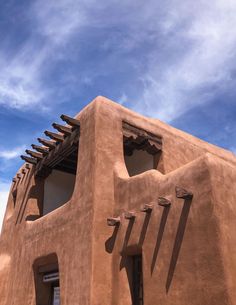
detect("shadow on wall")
(151, 206), (170, 274)
(105, 225), (119, 254)
(166, 198), (192, 292)
(105, 196), (193, 295)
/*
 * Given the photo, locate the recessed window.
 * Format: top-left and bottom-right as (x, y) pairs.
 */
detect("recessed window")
(22, 115), (80, 219)
(43, 169), (76, 215)
(123, 122), (162, 176)
(33, 254), (60, 305)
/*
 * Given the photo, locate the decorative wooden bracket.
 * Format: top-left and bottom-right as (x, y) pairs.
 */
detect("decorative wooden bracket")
(175, 186), (193, 200)
(107, 217), (120, 226)
(38, 138), (56, 150)
(60, 114), (80, 127)
(44, 130), (64, 142)
(31, 144), (49, 155)
(25, 149), (43, 160)
(140, 203), (153, 213)
(158, 197), (171, 207)
(21, 155), (37, 165)
(52, 123), (72, 136)
(123, 121), (162, 156)
(124, 211), (136, 219)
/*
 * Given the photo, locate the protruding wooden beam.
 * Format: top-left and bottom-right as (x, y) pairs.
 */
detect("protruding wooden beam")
(124, 211), (135, 220)
(158, 197), (171, 207)
(26, 149), (43, 160)
(44, 131), (64, 142)
(38, 138), (56, 149)
(21, 169), (26, 174)
(31, 144), (49, 155)
(16, 174), (21, 179)
(140, 203), (153, 213)
(25, 164), (30, 169)
(52, 123), (72, 136)
(60, 114), (80, 127)
(12, 178), (17, 183)
(21, 155), (37, 164)
(107, 217), (120, 226)
(175, 186), (193, 200)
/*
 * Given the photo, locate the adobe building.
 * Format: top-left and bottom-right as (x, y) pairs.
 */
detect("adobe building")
(0, 96), (236, 305)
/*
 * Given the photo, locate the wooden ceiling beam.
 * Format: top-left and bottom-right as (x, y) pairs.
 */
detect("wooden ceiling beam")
(25, 149), (43, 160)
(31, 144), (49, 155)
(60, 114), (80, 127)
(44, 130), (64, 142)
(38, 138), (57, 149)
(52, 123), (72, 136)
(21, 155), (37, 164)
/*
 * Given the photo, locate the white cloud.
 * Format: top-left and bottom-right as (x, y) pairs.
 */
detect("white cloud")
(0, 181), (10, 232)
(135, 0), (236, 121)
(1, 0), (236, 121)
(0, 43), (49, 109)
(0, 0), (87, 110)
(0, 146), (26, 160)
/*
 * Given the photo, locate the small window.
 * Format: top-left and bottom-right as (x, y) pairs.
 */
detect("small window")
(33, 255), (60, 305)
(123, 122), (162, 176)
(43, 271), (60, 305)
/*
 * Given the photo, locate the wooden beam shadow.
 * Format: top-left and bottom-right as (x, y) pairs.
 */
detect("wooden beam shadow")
(122, 217), (135, 253)
(138, 212), (152, 247)
(151, 206), (170, 274)
(105, 225), (119, 254)
(166, 198), (192, 292)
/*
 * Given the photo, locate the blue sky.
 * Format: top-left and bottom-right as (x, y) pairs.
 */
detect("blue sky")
(0, 0), (236, 227)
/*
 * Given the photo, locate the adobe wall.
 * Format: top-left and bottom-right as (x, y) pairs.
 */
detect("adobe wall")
(0, 96), (235, 305)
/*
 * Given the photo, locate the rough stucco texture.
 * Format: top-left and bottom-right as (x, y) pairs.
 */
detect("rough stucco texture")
(0, 96), (236, 305)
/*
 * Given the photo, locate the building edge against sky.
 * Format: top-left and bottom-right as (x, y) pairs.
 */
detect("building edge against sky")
(0, 96), (236, 305)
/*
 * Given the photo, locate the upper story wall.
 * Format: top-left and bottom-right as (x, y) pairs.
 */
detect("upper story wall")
(1, 95), (235, 234)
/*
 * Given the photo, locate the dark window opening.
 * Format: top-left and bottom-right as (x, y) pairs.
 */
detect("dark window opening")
(27, 139), (79, 219)
(123, 122), (162, 176)
(42, 147), (78, 216)
(131, 255), (144, 305)
(33, 254), (60, 305)
(43, 271), (60, 305)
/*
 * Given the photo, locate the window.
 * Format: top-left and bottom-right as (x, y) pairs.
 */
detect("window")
(22, 114), (80, 218)
(43, 169), (76, 215)
(33, 254), (60, 305)
(123, 122), (162, 176)
(43, 271), (60, 305)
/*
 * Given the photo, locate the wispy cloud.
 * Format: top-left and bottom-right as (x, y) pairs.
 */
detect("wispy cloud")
(0, 0), (87, 110)
(0, 145), (26, 160)
(1, 0), (236, 122)
(134, 0), (236, 121)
